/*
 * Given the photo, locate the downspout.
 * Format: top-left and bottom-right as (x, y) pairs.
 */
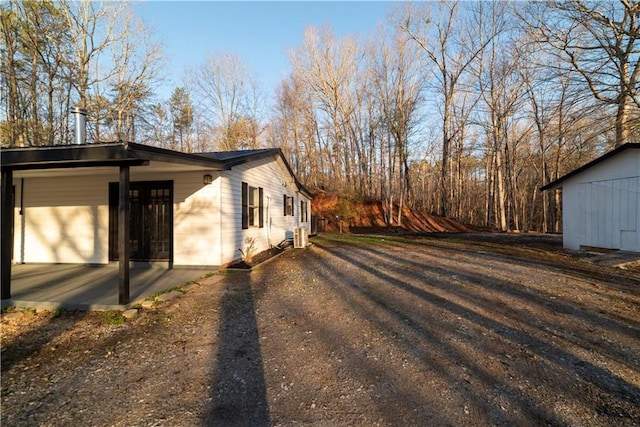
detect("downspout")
(266, 195), (272, 247)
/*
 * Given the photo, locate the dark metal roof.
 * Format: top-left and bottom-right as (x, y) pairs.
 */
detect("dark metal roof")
(1, 142), (226, 170)
(197, 148), (312, 198)
(540, 142), (640, 191)
(196, 148), (281, 167)
(0, 142), (313, 198)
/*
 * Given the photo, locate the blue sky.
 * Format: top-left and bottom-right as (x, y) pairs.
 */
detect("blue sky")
(133, 1), (398, 101)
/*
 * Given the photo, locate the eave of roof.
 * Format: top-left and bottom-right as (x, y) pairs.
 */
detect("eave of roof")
(197, 148), (280, 168)
(540, 142), (640, 191)
(197, 148), (313, 199)
(1, 143), (314, 199)
(0, 142), (227, 171)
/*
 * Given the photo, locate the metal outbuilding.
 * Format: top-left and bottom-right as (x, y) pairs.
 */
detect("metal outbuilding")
(541, 143), (640, 252)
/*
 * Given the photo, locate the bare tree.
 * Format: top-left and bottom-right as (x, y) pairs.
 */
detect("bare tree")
(522, 0), (639, 147)
(107, 8), (163, 142)
(1, 0), (163, 146)
(398, 1), (495, 217)
(369, 29), (426, 225)
(59, 0), (127, 113)
(195, 52), (263, 150)
(474, 6), (529, 231)
(1, 0), (70, 146)
(145, 103), (171, 148)
(271, 72), (325, 188)
(1, 1), (24, 146)
(289, 26), (362, 194)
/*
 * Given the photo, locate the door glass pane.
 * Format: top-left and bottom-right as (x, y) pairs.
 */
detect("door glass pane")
(110, 182), (171, 261)
(148, 185), (170, 258)
(130, 189), (141, 256)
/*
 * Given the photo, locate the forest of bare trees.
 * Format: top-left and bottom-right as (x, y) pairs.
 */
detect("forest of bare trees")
(2, 0), (639, 232)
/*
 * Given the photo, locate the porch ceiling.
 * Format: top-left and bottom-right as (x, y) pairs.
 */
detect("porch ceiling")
(12, 161), (217, 178)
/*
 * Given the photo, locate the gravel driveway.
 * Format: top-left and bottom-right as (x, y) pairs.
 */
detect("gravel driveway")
(2, 233), (639, 426)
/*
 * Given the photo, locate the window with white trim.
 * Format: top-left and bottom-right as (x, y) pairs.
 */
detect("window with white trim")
(300, 200), (308, 222)
(283, 194), (294, 216)
(242, 182), (263, 229)
(248, 185), (259, 227)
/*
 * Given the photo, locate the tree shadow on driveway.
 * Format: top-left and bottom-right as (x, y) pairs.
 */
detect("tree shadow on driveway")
(312, 235), (640, 424)
(204, 274), (269, 426)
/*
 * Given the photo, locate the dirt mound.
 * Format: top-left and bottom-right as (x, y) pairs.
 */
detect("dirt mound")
(311, 192), (484, 234)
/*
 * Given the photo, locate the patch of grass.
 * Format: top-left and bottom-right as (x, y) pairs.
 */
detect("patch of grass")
(147, 286), (186, 301)
(51, 307), (64, 319)
(23, 308), (37, 317)
(69, 342), (88, 352)
(315, 232), (401, 247)
(218, 268), (250, 275)
(609, 296), (627, 308)
(101, 311), (126, 325)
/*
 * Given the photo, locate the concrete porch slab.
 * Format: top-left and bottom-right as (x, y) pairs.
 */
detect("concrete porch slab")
(2, 263), (217, 311)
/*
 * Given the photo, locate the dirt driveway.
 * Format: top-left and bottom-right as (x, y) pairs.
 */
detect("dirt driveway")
(2, 233), (640, 426)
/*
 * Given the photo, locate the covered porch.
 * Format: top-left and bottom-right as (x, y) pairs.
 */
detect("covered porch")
(1, 142), (227, 306)
(2, 263), (214, 310)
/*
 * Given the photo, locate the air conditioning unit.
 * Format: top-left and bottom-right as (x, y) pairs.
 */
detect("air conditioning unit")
(293, 227), (308, 248)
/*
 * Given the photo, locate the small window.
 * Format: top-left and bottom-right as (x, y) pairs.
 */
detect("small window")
(248, 186), (259, 227)
(284, 195), (294, 216)
(300, 200), (308, 222)
(242, 182), (263, 229)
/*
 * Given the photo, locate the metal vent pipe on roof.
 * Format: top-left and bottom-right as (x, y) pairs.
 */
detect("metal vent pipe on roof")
(70, 106), (87, 145)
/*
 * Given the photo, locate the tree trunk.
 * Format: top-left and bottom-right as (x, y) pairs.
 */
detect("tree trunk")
(615, 95), (630, 147)
(495, 145), (507, 231)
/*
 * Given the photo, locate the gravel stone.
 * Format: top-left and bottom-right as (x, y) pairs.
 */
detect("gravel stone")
(123, 309), (138, 320)
(2, 233), (639, 426)
(3, 312), (25, 321)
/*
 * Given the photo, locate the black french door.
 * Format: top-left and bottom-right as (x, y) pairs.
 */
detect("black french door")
(109, 181), (173, 261)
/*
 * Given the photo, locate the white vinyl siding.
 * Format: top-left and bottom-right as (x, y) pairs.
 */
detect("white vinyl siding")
(14, 168), (222, 266)
(171, 171), (220, 266)
(125, 169), (221, 266)
(11, 154), (310, 267)
(13, 175), (111, 264)
(219, 156), (311, 264)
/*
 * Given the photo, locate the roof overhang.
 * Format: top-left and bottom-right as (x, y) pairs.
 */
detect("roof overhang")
(540, 142), (640, 191)
(1, 142), (313, 199)
(0, 142), (227, 171)
(198, 147), (313, 199)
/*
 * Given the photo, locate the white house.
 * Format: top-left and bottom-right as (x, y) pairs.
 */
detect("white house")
(541, 143), (640, 252)
(0, 142), (312, 303)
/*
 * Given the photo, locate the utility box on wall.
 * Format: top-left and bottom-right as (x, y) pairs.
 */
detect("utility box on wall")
(294, 227), (308, 248)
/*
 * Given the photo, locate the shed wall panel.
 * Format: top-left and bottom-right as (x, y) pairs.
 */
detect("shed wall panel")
(565, 164), (639, 252)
